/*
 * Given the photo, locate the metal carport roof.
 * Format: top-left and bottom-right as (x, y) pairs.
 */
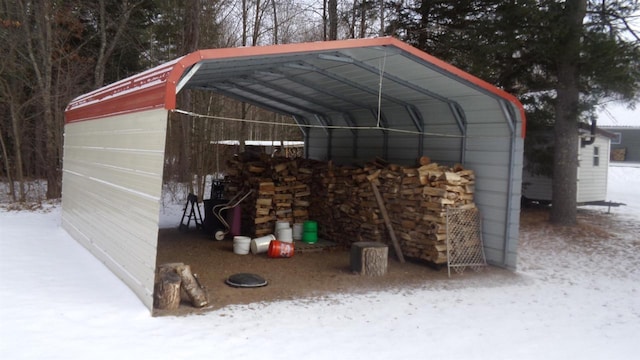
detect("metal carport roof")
(65, 37), (525, 139)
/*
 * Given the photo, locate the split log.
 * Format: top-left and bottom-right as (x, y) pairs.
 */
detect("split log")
(419, 156), (431, 166)
(350, 242), (388, 276)
(176, 264), (208, 308)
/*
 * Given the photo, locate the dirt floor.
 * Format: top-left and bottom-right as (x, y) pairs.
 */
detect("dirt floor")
(155, 226), (515, 317)
(155, 206), (614, 316)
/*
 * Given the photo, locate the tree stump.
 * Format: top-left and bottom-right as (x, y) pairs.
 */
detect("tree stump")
(156, 262), (189, 300)
(154, 262), (209, 309)
(350, 242), (388, 276)
(153, 271), (181, 310)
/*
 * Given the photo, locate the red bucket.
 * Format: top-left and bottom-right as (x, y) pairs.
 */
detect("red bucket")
(268, 240), (294, 258)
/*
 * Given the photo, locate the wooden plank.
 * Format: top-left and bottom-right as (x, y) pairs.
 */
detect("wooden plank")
(369, 180), (405, 263)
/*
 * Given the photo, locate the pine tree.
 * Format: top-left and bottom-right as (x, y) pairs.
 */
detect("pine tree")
(387, 0), (640, 224)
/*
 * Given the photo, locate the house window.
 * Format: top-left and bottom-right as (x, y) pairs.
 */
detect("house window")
(593, 146), (600, 166)
(611, 132), (622, 145)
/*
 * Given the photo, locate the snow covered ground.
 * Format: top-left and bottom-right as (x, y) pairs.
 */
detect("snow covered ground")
(1, 166), (639, 360)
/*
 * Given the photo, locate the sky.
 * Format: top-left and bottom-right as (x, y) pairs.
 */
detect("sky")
(598, 103), (639, 126)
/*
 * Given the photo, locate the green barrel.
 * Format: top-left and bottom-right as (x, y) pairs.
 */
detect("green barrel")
(302, 220), (318, 244)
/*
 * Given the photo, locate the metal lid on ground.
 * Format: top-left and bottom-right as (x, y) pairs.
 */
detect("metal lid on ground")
(225, 273), (268, 288)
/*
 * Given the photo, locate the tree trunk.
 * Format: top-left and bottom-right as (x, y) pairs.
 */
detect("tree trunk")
(550, 0), (587, 225)
(242, 0), (248, 46)
(359, 0), (366, 38)
(40, 1), (60, 200)
(18, 0), (61, 199)
(95, 0), (107, 87)
(9, 99), (26, 202)
(271, 0), (278, 44)
(350, 1), (357, 38)
(328, 0), (338, 40)
(252, 0), (263, 45)
(181, 0), (201, 55)
(323, 0), (327, 40)
(94, 0), (141, 87)
(0, 124), (16, 202)
(379, 0), (384, 36)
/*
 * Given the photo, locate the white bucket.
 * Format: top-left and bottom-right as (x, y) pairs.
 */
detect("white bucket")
(277, 228), (293, 243)
(292, 223), (303, 241)
(251, 234), (276, 254)
(233, 236), (251, 255)
(275, 221), (291, 232)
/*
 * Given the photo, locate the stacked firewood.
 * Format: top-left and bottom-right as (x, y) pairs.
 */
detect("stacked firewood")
(400, 159), (476, 263)
(254, 179), (276, 236)
(225, 154), (315, 236)
(225, 154), (477, 265)
(307, 156), (477, 264)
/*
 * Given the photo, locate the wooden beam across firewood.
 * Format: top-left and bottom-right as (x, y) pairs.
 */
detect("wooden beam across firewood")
(370, 180), (405, 263)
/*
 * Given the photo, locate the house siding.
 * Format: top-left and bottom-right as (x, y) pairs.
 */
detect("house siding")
(577, 136), (610, 203)
(602, 127), (640, 163)
(522, 131), (610, 203)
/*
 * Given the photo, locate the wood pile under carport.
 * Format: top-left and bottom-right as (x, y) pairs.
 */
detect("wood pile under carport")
(225, 154), (476, 265)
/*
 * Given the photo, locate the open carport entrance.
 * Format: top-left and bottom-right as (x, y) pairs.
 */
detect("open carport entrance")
(62, 37), (525, 313)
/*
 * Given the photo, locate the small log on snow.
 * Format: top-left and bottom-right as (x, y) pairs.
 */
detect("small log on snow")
(350, 242), (388, 276)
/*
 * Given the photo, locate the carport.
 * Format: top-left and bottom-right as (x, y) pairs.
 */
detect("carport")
(62, 37), (525, 311)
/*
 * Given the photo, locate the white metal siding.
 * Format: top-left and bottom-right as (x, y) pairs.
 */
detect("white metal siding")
(464, 117), (523, 270)
(577, 136), (610, 202)
(61, 109), (168, 311)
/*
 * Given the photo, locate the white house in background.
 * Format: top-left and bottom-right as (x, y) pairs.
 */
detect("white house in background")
(522, 124), (616, 204)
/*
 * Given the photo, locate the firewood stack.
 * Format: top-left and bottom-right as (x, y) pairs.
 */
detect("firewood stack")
(412, 159), (476, 263)
(254, 179), (276, 236)
(225, 155), (315, 236)
(224, 154), (477, 265)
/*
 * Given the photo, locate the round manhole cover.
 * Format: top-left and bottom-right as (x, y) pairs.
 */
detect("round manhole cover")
(225, 273), (268, 288)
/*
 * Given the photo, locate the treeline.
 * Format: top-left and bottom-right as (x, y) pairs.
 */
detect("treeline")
(1, 1), (639, 224)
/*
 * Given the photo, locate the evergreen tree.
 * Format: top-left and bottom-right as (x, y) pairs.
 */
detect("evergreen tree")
(388, 0), (640, 224)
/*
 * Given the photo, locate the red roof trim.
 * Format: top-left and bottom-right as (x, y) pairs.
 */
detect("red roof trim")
(64, 37), (526, 138)
(65, 59), (180, 123)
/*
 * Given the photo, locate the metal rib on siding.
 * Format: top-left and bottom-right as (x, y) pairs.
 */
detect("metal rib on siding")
(449, 103), (468, 164)
(498, 99), (519, 268)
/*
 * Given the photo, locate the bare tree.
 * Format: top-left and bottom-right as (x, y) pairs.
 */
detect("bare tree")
(271, 0), (278, 44)
(328, 0), (337, 40)
(94, 0), (144, 87)
(17, 0), (61, 199)
(0, 80), (28, 202)
(379, 0), (384, 36)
